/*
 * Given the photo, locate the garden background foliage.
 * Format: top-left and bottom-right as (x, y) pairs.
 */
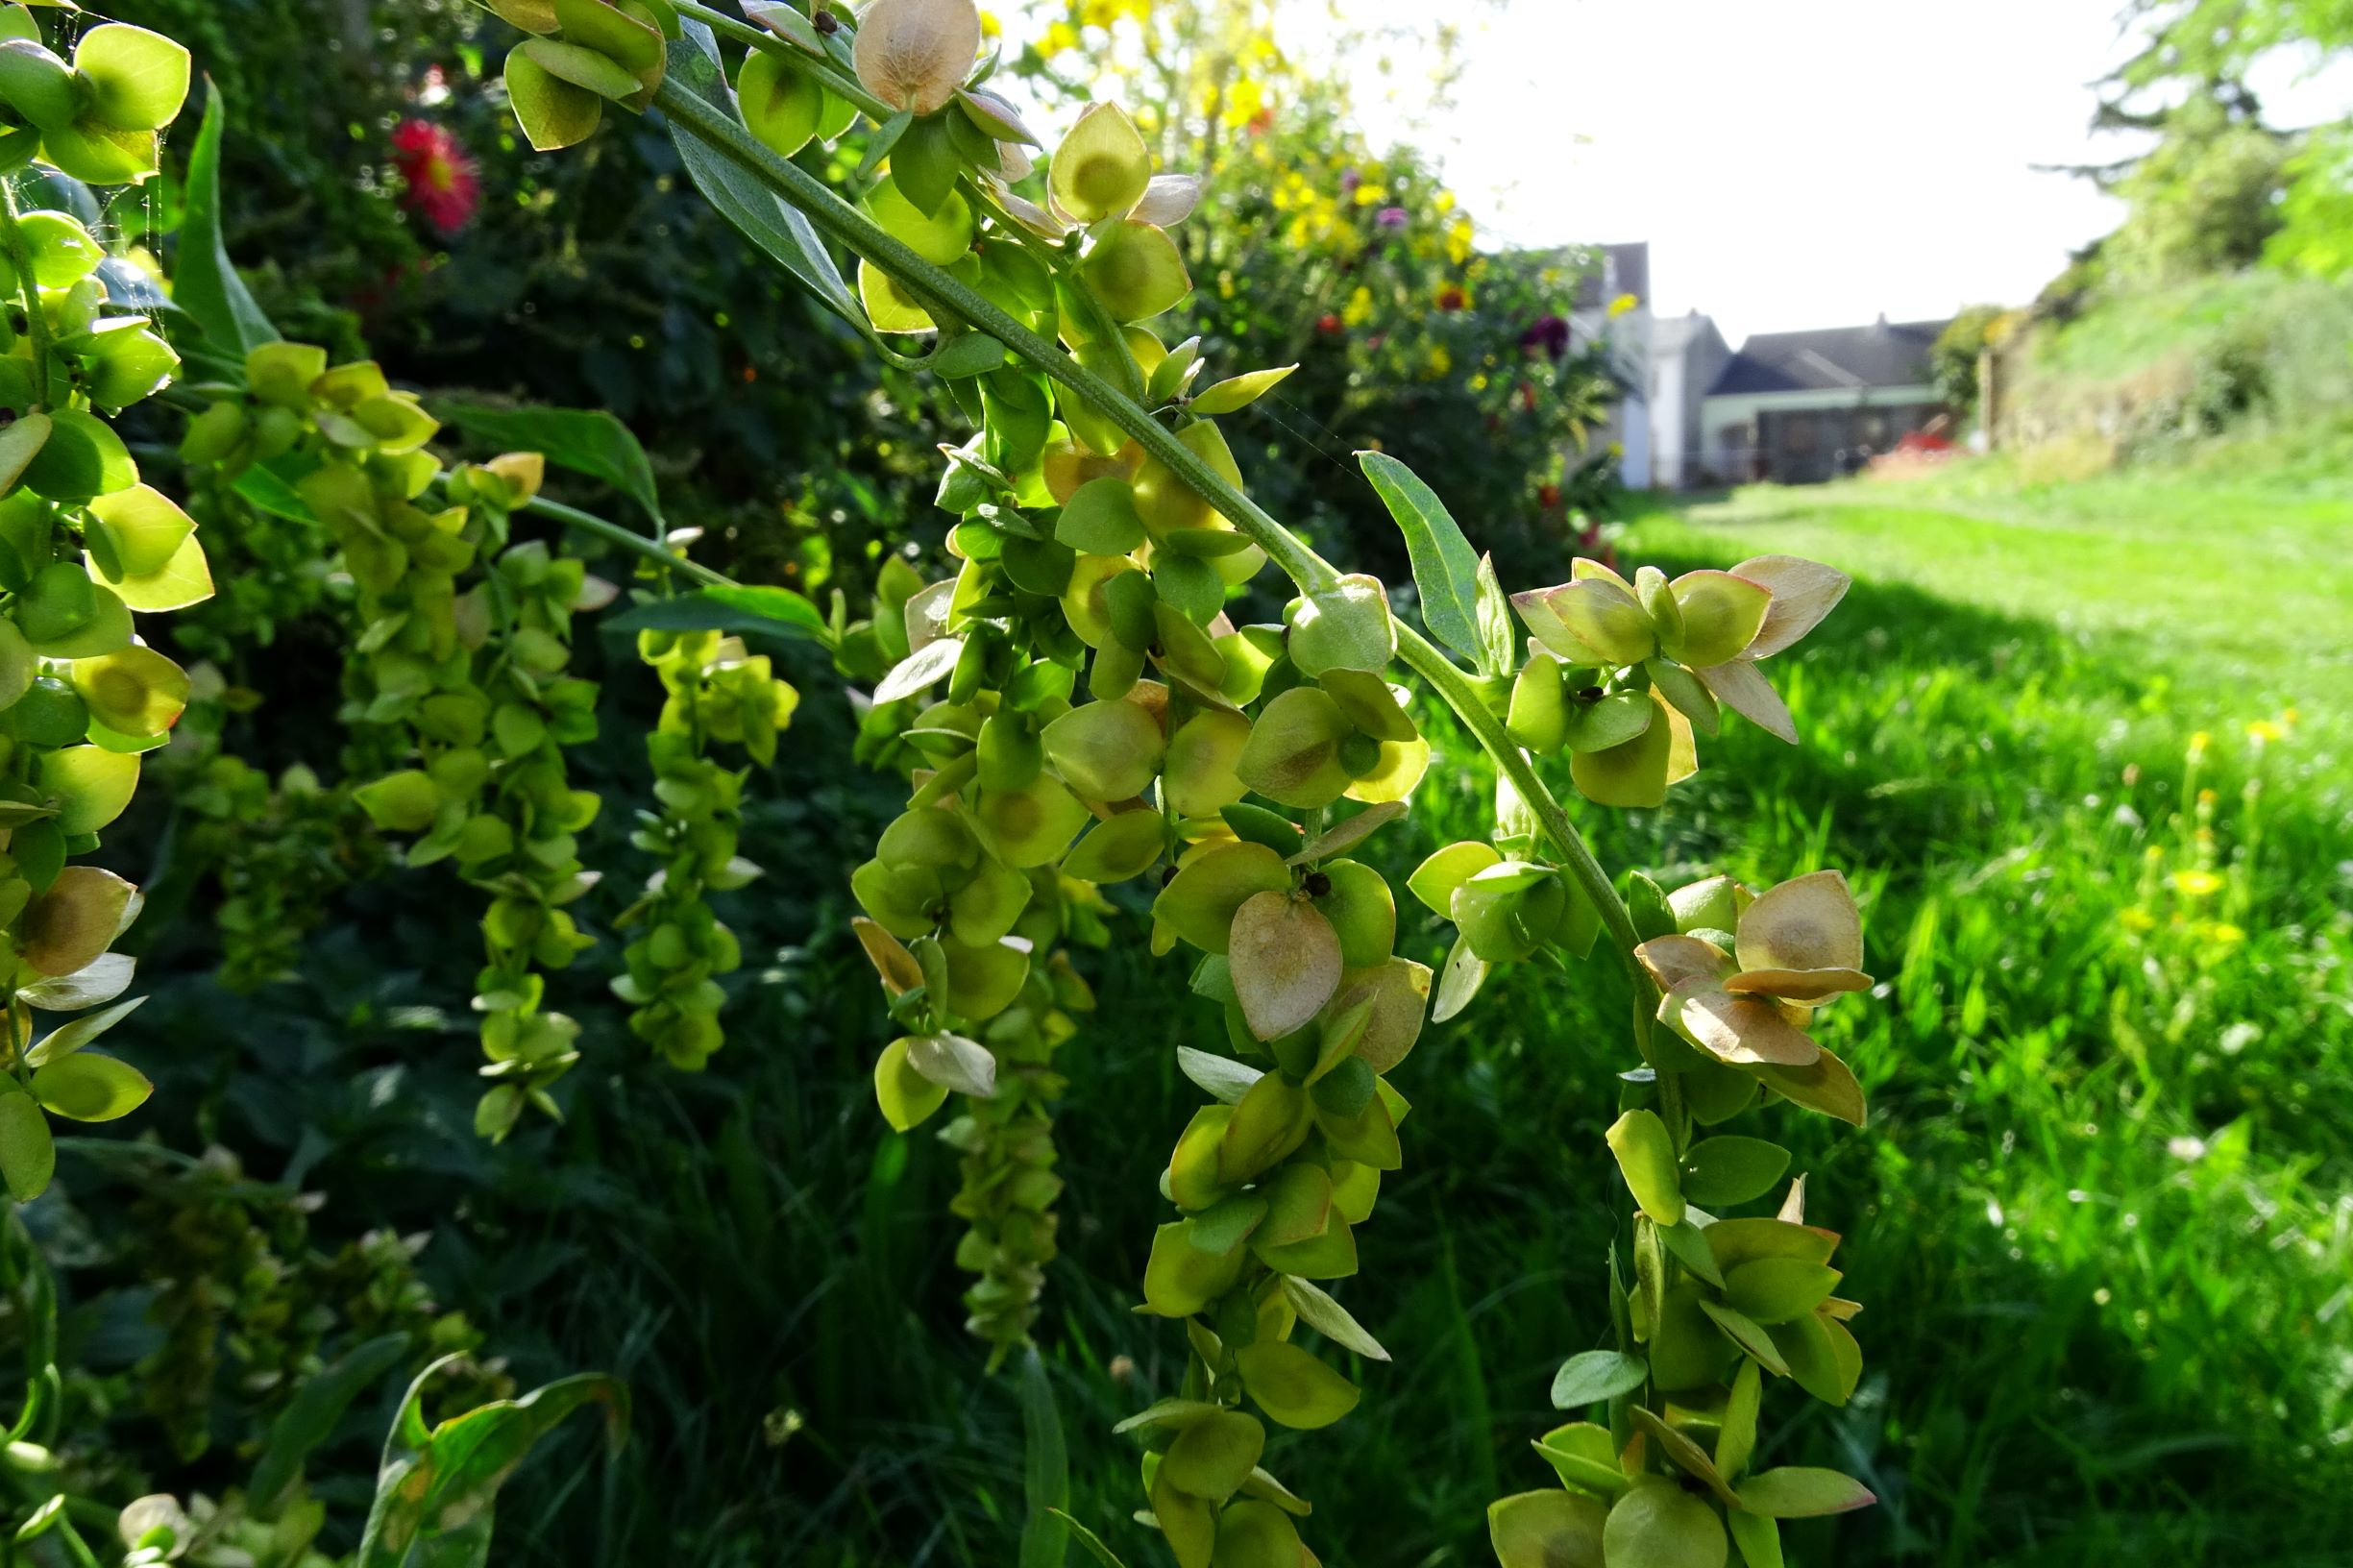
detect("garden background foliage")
(0, 1), (2341, 1566)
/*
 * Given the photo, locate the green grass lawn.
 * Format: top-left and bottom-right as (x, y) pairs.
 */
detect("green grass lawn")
(450, 459), (2352, 1568)
(1581, 467), (2353, 1562)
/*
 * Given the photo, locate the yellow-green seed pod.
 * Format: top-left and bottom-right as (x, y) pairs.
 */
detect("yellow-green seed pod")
(1048, 101), (1150, 224)
(68, 645), (188, 738)
(1081, 220), (1190, 323)
(1507, 651), (1569, 753)
(738, 47), (823, 158)
(1236, 688), (1353, 811)
(866, 174), (975, 267)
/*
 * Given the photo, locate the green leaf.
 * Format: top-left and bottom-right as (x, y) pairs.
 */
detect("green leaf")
(873, 635), (964, 704)
(1189, 364), (1295, 416)
(435, 401), (663, 525)
(1280, 1275), (1390, 1361)
(1605, 1109), (1685, 1226)
(1489, 1489), (1607, 1568)
(1054, 477), (1146, 555)
(1549, 1348), (1647, 1409)
(30, 1051), (150, 1121)
(1474, 552), (1515, 678)
(173, 82), (278, 355)
(1174, 1045), (1262, 1106)
(1017, 1348), (1069, 1568)
(600, 585), (823, 640)
(1727, 1510), (1782, 1568)
(1358, 451), (1482, 668)
(1602, 1478), (1727, 1568)
(0, 1092), (54, 1202)
(667, 22), (860, 332)
(1733, 1466), (1875, 1518)
(231, 460), (317, 524)
(890, 111), (960, 217)
(25, 995), (143, 1066)
(1233, 1341), (1359, 1430)
(356, 1358), (628, 1568)
(249, 1332), (412, 1508)
(1045, 1509), (1132, 1568)
(1722, 1258), (1841, 1325)
(1679, 1137), (1792, 1209)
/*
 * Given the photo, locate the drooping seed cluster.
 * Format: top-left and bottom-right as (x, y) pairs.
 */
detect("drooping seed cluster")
(478, 2), (1899, 1563)
(0, 15), (207, 1204)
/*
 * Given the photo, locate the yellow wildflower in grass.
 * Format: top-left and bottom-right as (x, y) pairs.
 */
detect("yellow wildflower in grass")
(2169, 870), (2224, 898)
(2187, 730), (2212, 760)
(1425, 344), (1453, 379)
(2245, 717), (2286, 743)
(1341, 285), (1374, 328)
(2204, 921), (2245, 946)
(1446, 215), (1475, 264)
(2120, 907), (2157, 932)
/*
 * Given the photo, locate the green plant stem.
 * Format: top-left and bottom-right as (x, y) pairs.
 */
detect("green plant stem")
(654, 77), (1336, 595)
(652, 71), (1672, 1094)
(674, 0), (894, 121)
(958, 175), (1146, 405)
(520, 493), (735, 590)
(0, 181), (53, 409)
(1391, 624), (1678, 1122)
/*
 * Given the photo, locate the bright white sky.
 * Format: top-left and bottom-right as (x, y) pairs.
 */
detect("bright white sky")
(1286, 0), (2353, 343)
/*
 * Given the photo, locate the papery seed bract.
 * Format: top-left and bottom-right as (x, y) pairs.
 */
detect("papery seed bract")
(1604, 1477), (1728, 1568)
(1081, 220), (1191, 323)
(1233, 1341), (1359, 1430)
(1162, 1409), (1265, 1503)
(1237, 688), (1353, 810)
(1228, 892), (1343, 1041)
(874, 1037), (950, 1131)
(1164, 708), (1252, 818)
(1048, 102), (1151, 224)
(1061, 809), (1164, 884)
(1311, 860), (1395, 968)
(1143, 1217), (1247, 1316)
(1665, 569), (1773, 668)
(1133, 421), (1244, 538)
(1040, 697), (1163, 801)
(1153, 842), (1290, 954)
(852, 0), (982, 116)
(1733, 554), (1851, 658)
(1489, 1488), (1608, 1568)
(1735, 869), (1865, 976)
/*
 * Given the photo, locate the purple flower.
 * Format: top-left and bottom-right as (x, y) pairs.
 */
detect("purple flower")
(1339, 167), (1362, 195)
(1377, 207), (1408, 230)
(1520, 313), (1571, 359)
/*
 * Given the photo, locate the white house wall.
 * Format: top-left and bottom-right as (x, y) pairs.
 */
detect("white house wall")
(1702, 382), (1940, 474)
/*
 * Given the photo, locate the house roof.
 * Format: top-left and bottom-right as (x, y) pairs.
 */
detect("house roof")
(1651, 310), (1726, 359)
(1574, 243), (1650, 311)
(1707, 318), (1949, 397)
